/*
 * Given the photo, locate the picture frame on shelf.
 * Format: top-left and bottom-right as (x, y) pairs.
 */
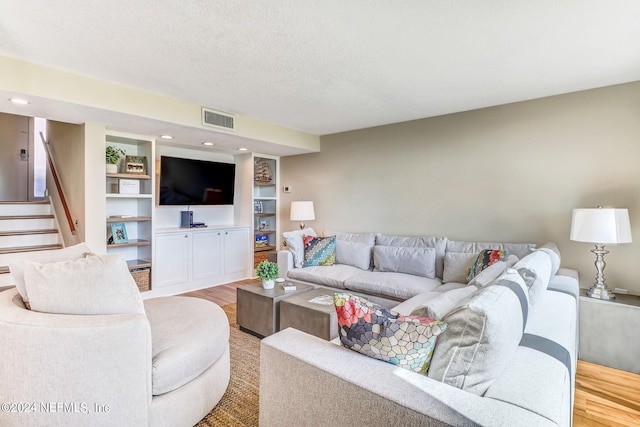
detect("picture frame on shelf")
(125, 155), (147, 175)
(110, 222), (129, 244)
(254, 201), (263, 214)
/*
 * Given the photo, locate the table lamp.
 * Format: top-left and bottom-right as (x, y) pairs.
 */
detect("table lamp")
(290, 201), (315, 230)
(570, 206), (632, 300)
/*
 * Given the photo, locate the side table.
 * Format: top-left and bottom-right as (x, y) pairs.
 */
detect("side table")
(236, 282), (313, 337)
(280, 288), (339, 340)
(579, 289), (640, 374)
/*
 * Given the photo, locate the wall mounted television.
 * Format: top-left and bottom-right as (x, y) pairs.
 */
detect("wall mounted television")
(159, 156), (235, 205)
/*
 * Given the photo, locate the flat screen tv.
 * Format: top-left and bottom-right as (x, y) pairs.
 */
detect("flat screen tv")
(159, 156), (235, 205)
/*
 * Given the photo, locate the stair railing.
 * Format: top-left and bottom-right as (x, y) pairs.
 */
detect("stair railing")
(39, 132), (77, 236)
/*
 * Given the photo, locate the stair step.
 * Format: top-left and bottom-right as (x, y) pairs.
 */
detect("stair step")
(0, 244), (63, 255)
(0, 202), (52, 216)
(0, 215), (54, 220)
(0, 229), (59, 237)
(0, 201), (50, 204)
(0, 266), (8, 274)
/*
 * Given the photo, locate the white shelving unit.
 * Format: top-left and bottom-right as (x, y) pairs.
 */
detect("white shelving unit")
(253, 156), (278, 267)
(105, 133), (155, 290)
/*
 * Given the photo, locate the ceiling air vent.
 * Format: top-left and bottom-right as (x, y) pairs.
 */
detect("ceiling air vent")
(202, 107), (235, 131)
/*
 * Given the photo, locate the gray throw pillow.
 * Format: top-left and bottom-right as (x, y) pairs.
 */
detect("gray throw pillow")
(373, 245), (436, 278)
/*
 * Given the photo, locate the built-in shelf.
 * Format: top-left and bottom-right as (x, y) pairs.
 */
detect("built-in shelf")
(106, 193), (153, 199)
(254, 181), (275, 186)
(255, 213), (276, 217)
(255, 196), (276, 201)
(255, 245), (276, 252)
(107, 173), (151, 180)
(107, 216), (152, 223)
(255, 230), (276, 235)
(126, 259), (152, 269)
(107, 239), (151, 249)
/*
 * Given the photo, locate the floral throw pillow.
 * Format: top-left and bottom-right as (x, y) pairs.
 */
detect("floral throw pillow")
(302, 235), (336, 267)
(468, 249), (505, 282)
(334, 293), (447, 374)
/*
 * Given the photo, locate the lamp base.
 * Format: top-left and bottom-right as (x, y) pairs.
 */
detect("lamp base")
(586, 284), (616, 300)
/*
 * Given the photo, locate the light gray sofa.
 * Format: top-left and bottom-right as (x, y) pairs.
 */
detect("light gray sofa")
(278, 232), (539, 307)
(263, 233), (579, 426)
(0, 288), (230, 427)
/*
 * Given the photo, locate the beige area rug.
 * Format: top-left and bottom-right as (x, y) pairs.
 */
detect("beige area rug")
(195, 304), (261, 427)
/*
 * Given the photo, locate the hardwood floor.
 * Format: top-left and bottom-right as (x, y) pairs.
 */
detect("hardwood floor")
(180, 279), (252, 306)
(186, 280), (640, 426)
(574, 360), (640, 426)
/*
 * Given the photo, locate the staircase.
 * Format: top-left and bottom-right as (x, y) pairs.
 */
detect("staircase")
(0, 201), (62, 278)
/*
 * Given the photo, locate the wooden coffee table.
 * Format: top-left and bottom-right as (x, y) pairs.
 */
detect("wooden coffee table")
(236, 282), (313, 337)
(279, 288), (339, 340)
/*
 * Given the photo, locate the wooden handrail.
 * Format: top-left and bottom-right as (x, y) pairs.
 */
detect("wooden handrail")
(39, 131), (77, 235)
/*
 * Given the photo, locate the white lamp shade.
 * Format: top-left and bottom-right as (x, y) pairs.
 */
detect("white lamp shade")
(290, 201), (315, 221)
(570, 208), (632, 244)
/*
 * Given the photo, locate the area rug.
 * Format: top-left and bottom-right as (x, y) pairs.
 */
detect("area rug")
(195, 304), (261, 426)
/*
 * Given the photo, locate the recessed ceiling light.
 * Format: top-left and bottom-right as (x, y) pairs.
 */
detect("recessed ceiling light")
(202, 142), (214, 146)
(160, 135), (173, 139)
(9, 98), (29, 105)
(238, 147), (248, 151)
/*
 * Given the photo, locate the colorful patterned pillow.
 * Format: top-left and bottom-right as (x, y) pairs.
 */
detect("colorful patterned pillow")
(334, 293), (447, 374)
(303, 235), (336, 267)
(468, 249), (505, 282)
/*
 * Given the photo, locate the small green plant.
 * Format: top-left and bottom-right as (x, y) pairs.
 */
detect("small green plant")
(256, 260), (279, 281)
(106, 145), (126, 164)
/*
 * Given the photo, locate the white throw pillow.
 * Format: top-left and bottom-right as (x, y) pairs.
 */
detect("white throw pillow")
(8, 242), (93, 304)
(24, 253), (145, 315)
(410, 286), (478, 320)
(513, 250), (553, 306)
(467, 261), (506, 288)
(533, 242), (561, 280)
(373, 246), (436, 278)
(283, 228), (317, 268)
(442, 252), (477, 283)
(335, 240), (372, 271)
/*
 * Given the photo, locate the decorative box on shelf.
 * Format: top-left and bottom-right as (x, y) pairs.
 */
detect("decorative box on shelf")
(119, 179), (140, 194)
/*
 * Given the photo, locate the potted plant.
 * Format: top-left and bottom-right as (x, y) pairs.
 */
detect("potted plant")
(106, 145), (126, 174)
(256, 260), (279, 289)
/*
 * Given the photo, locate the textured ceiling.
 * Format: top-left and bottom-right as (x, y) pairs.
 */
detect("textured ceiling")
(1, 1), (640, 148)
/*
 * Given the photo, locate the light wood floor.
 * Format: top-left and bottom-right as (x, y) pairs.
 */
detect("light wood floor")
(184, 280), (640, 426)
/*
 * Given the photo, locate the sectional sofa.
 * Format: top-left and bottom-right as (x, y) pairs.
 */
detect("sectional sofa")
(260, 230), (579, 426)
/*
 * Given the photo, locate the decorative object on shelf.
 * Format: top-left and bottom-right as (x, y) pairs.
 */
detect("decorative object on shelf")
(254, 201), (263, 214)
(570, 206), (632, 300)
(254, 159), (273, 182)
(290, 200), (315, 229)
(118, 179), (140, 194)
(110, 222), (129, 244)
(125, 155), (147, 175)
(106, 145), (126, 174)
(255, 234), (269, 248)
(256, 260), (279, 289)
(259, 220), (267, 231)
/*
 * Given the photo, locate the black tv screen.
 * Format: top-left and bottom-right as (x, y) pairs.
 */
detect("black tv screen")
(159, 156), (235, 205)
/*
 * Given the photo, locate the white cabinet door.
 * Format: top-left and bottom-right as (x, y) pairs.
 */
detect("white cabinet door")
(154, 233), (189, 287)
(224, 228), (249, 274)
(192, 230), (222, 280)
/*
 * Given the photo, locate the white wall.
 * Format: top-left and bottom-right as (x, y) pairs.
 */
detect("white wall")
(281, 81), (640, 294)
(46, 121), (87, 246)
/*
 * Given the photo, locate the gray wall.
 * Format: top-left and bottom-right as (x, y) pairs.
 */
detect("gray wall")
(281, 81), (640, 294)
